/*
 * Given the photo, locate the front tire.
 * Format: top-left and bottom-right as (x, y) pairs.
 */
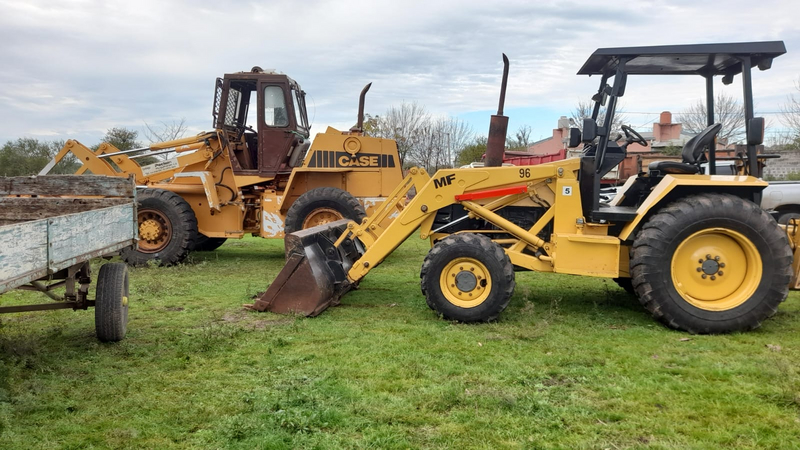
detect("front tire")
(631, 193), (792, 333)
(121, 188), (198, 266)
(420, 234), (515, 322)
(284, 187), (367, 235)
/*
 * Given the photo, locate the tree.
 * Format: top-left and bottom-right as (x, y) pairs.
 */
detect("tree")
(570, 100), (627, 136)
(367, 102), (428, 168)
(143, 118), (188, 144)
(677, 93), (745, 147)
(367, 102), (474, 171)
(506, 125), (533, 150)
(100, 127), (142, 151)
(0, 138), (78, 176)
(456, 136), (488, 167)
(95, 127), (158, 166)
(780, 77), (800, 149)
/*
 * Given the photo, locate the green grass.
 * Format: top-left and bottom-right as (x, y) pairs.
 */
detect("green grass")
(1, 236), (799, 449)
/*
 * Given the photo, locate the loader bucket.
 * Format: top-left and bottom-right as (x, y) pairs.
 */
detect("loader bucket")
(246, 219), (362, 316)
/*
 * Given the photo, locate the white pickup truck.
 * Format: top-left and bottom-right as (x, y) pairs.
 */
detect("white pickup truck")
(762, 181), (800, 224)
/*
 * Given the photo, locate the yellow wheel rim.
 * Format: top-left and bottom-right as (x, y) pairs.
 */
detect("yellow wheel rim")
(439, 257), (491, 308)
(671, 228), (762, 311)
(137, 210), (171, 253)
(302, 207), (344, 229)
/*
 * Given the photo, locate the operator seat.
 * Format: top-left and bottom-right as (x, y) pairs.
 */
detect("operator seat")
(648, 123), (722, 175)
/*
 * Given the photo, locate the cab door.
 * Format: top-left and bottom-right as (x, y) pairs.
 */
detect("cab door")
(257, 82), (297, 176)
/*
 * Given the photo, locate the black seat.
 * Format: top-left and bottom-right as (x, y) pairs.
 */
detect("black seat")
(648, 123), (722, 175)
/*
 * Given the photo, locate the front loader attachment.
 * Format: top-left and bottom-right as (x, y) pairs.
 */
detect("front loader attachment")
(246, 219), (363, 316)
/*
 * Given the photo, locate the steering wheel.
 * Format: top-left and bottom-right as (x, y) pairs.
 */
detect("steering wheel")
(621, 125), (647, 146)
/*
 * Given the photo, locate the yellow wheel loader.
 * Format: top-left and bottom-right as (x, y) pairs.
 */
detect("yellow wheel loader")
(253, 41), (800, 334)
(40, 68), (402, 265)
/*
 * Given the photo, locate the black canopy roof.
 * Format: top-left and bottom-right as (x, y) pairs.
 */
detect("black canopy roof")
(577, 41), (786, 76)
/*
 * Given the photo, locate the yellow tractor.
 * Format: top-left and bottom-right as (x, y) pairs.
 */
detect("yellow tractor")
(41, 68), (402, 265)
(253, 41), (800, 334)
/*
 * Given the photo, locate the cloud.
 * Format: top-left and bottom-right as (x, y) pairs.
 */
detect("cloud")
(0, 0), (798, 144)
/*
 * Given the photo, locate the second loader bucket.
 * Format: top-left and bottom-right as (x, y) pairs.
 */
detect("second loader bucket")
(246, 219), (363, 316)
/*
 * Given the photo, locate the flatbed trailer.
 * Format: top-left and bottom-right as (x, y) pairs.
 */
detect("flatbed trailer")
(0, 175), (137, 342)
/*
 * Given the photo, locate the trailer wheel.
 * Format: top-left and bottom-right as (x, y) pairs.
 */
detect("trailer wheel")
(420, 234), (515, 322)
(631, 193), (792, 333)
(121, 188), (198, 266)
(284, 187), (366, 235)
(95, 263), (129, 342)
(194, 234), (227, 252)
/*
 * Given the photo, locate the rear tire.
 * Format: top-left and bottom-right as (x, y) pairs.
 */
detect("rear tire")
(95, 263), (129, 342)
(194, 234), (227, 252)
(612, 277), (635, 296)
(121, 188), (198, 266)
(420, 234), (515, 322)
(284, 187), (366, 235)
(631, 193), (791, 333)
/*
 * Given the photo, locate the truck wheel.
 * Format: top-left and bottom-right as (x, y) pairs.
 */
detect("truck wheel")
(121, 188), (198, 266)
(631, 193), (792, 334)
(95, 263), (129, 342)
(194, 234), (227, 252)
(420, 234), (515, 322)
(776, 210), (800, 225)
(284, 187), (366, 235)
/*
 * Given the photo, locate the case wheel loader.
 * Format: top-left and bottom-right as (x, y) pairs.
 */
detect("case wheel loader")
(253, 41), (800, 334)
(40, 69), (402, 266)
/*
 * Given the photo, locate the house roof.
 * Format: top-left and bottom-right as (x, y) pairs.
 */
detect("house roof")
(578, 41), (786, 76)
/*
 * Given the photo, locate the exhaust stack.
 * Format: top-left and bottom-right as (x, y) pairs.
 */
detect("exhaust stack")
(485, 54), (510, 167)
(350, 83), (372, 133)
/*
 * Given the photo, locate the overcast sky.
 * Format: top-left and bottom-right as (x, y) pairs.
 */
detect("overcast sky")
(1, 0), (799, 147)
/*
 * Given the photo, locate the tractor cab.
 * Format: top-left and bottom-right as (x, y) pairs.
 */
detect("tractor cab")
(571, 41), (786, 223)
(213, 67), (311, 177)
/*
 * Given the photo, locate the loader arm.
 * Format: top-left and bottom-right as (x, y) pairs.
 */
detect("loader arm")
(252, 162), (571, 316)
(39, 132), (219, 185)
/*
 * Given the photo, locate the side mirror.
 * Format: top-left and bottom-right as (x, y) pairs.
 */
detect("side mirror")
(582, 119), (597, 143)
(568, 128), (581, 148)
(747, 117), (765, 145)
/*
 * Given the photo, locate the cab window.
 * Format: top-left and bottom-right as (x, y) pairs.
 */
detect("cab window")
(264, 86), (289, 127)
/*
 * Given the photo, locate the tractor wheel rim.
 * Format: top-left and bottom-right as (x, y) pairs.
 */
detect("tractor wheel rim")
(302, 207), (344, 229)
(439, 257), (491, 308)
(137, 209), (172, 253)
(670, 227), (762, 311)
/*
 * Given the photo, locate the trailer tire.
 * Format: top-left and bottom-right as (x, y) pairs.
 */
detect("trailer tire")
(121, 188), (198, 266)
(631, 193), (792, 334)
(284, 187), (366, 235)
(194, 234), (227, 252)
(420, 234), (515, 322)
(95, 263), (129, 342)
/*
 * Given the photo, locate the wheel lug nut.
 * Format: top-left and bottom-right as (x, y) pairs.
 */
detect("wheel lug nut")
(706, 254), (712, 259)
(714, 256), (720, 261)
(720, 263), (725, 268)
(711, 275), (716, 280)
(451, 284), (455, 287)
(696, 267), (702, 272)
(470, 268), (474, 271)
(702, 274), (707, 279)
(698, 259), (704, 264)
(718, 271), (723, 276)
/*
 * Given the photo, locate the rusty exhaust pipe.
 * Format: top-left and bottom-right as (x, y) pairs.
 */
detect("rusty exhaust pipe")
(351, 82), (372, 133)
(485, 54), (509, 167)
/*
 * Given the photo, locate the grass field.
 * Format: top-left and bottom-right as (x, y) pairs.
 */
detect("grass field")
(1, 236), (799, 449)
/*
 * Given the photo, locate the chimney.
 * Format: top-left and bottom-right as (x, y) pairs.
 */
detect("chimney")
(660, 111), (672, 124)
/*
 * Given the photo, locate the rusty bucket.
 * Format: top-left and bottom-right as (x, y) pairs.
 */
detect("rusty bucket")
(245, 219), (362, 316)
